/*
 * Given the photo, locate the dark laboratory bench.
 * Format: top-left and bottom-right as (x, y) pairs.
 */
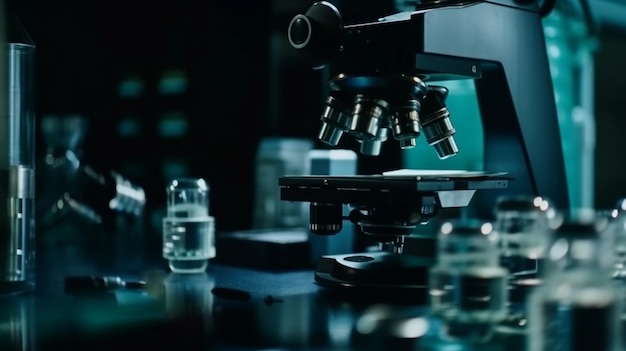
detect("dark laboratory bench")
(0, 222), (528, 351)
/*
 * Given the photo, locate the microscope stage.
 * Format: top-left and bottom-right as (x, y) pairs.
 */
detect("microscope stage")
(279, 172), (510, 208)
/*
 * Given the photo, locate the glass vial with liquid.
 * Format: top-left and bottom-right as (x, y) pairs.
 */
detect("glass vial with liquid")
(162, 178), (215, 273)
(527, 209), (623, 351)
(428, 219), (508, 342)
(493, 195), (559, 310)
(494, 195), (557, 272)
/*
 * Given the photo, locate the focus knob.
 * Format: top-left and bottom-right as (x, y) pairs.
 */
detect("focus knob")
(287, 1), (343, 69)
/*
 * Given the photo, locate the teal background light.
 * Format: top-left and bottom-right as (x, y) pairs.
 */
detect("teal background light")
(543, 8), (598, 210)
(401, 79), (483, 172)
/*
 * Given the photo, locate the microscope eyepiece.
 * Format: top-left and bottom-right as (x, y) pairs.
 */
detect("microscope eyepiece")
(288, 15), (312, 48)
(287, 1), (343, 69)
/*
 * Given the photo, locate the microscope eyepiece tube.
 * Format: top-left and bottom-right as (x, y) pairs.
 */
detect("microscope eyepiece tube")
(286, 1), (343, 69)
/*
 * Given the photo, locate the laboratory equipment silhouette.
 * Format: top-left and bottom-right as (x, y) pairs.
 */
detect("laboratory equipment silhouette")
(280, 0), (569, 293)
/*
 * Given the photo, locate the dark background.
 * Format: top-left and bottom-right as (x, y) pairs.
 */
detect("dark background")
(4, 0), (626, 235)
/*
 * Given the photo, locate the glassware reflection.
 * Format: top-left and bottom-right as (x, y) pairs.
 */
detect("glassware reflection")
(162, 272), (214, 335)
(255, 293), (318, 348)
(0, 295), (36, 350)
(353, 304), (429, 351)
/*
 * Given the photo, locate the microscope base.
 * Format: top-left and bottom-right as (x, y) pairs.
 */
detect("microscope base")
(314, 251), (434, 303)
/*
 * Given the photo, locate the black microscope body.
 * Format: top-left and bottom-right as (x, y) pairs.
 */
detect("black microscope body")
(280, 0), (570, 292)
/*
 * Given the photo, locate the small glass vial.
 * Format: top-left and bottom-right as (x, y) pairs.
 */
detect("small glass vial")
(428, 219), (508, 342)
(527, 209), (623, 351)
(162, 178), (216, 273)
(494, 195), (558, 269)
(493, 195), (559, 309)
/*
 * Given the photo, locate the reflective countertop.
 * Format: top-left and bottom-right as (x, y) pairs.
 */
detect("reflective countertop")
(0, 220), (528, 351)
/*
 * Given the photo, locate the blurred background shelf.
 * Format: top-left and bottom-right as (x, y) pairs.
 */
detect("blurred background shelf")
(4, 0), (626, 238)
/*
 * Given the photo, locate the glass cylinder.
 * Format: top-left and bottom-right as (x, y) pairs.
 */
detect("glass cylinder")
(527, 209), (622, 351)
(0, 14), (36, 295)
(428, 219), (508, 342)
(162, 178), (215, 273)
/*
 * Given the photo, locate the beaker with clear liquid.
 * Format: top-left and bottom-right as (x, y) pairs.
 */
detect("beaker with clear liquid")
(162, 178), (215, 273)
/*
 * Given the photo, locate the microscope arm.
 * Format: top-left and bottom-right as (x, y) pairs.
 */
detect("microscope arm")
(412, 2), (569, 213)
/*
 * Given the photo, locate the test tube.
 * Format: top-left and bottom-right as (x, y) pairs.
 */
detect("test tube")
(428, 219), (508, 342)
(526, 209), (623, 351)
(162, 178), (215, 273)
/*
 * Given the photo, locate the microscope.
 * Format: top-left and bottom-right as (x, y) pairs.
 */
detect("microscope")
(280, 0), (570, 294)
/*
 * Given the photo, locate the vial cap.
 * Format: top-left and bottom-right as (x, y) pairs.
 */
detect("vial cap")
(440, 219), (495, 237)
(552, 208), (608, 239)
(168, 178), (209, 192)
(494, 195), (551, 213)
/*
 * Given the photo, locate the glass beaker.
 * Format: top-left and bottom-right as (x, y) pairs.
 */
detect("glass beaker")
(162, 178), (215, 273)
